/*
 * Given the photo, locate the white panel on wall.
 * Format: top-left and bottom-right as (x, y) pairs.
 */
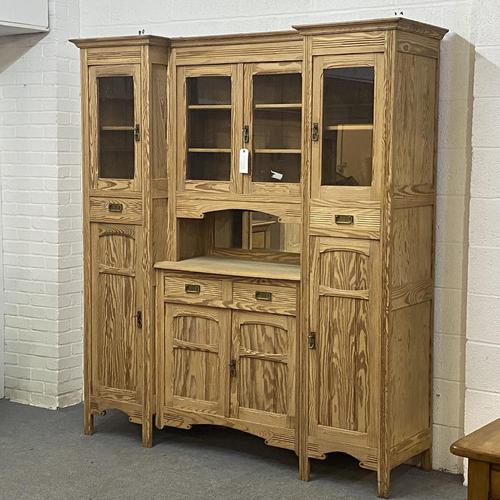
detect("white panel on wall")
(0, 0), (49, 36)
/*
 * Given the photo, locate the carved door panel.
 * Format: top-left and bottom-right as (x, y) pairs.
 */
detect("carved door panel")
(308, 237), (380, 454)
(230, 311), (296, 429)
(164, 304), (230, 416)
(90, 223), (143, 403)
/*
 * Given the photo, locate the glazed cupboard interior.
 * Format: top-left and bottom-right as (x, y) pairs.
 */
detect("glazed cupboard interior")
(71, 17), (447, 498)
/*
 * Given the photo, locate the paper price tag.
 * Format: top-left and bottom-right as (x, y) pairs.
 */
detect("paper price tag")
(239, 148), (249, 174)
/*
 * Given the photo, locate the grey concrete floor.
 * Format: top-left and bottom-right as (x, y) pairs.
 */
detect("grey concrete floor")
(0, 399), (465, 500)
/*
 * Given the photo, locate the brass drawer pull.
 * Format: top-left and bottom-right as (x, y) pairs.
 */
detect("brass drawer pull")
(108, 202), (123, 213)
(335, 214), (354, 225)
(255, 291), (272, 301)
(185, 284), (201, 294)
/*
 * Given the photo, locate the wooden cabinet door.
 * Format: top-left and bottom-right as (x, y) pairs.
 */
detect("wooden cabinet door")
(230, 311), (296, 429)
(242, 62), (302, 199)
(308, 237), (380, 454)
(90, 223), (143, 403)
(163, 304), (230, 416)
(88, 64), (142, 193)
(177, 64), (240, 195)
(311, 54), (384, 203)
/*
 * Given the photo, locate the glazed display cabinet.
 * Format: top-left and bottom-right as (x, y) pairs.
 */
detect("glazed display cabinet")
(72, 17), (447, 497)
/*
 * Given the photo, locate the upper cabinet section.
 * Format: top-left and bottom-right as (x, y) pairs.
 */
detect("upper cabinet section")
(90, 65), (141, 191)
(177, 60), (303, 199)
(70, 35), (170, 197)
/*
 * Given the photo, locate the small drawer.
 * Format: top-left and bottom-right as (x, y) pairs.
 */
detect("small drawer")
(310, 201), (381, 240)
(164, 276), (223, 302)
(90, 197), (142, 224)
(232, 283), (296, 315)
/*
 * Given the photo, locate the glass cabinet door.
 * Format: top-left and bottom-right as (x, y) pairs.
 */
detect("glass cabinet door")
(89, 65), (141, 192)
(180, 66), (236, 193)
(312, 55), (381, 201)
(244, 63), (302, 197)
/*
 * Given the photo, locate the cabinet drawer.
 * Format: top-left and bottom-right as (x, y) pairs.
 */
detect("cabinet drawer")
(90, 197), (142, 224)
(164, 276), (223, 302)
(310, 200), (381, 240)
(232, 283), (296, 315)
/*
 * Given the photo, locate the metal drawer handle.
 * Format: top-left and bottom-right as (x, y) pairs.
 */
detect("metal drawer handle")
(108, 202), (123, 213)
(335, 214), (354, 225)
(255, 291), (272, 301)
(185, 284), (201, 294)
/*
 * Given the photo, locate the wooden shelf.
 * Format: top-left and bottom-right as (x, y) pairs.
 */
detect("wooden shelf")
(188, 104), (231, 110)
(155, 256), (300, 281)
(254, 149), (301, 154)
(254, 103), (302, 109)
(100, 125), (135, 131)
(325, 124), (373, 131)
(188, 148), (231, 153)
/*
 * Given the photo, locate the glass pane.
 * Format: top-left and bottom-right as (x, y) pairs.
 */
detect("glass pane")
(100, 130), (134, 179)
(188, 76), (231, 105)
(98, 75), (135, 179)
(252, 73), (302, 184)
(253, 109), (301, 150)
(186, 76), (231, 181)
(253, 73), (301, 104)
(252, 153), (301, 183)
(321, 67), (374, 186)
(187, 152), (230, 181)
(188, 109), (231, 149)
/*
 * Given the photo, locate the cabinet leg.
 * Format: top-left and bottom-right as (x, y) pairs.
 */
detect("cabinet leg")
(421, 448), (432, 471)
(141, 417), (153, 448)
(83, 409), (94, 436)
(377, 466), (391, 498)
(298, 454), (310, 481)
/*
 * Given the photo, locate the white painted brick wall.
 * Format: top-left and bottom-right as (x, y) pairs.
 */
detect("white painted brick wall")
(78, 0), (473, 473)
(465, 0), (500, 437)
(0, 0), (82, 409)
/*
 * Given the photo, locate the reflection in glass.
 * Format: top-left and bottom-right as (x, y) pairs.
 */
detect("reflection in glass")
(213, 210), (300, 253)
(321, 67), (374, 186)
(98, 76), (135, 179)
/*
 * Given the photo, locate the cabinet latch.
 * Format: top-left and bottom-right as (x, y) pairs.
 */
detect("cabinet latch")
(308, 331), (316, 349)
(312, 123), (319, 142)
(242, 125), (249, 144)
(229, 360), (237, 377)
(134, 123), (140, 142)
(136, 310), (142, 329)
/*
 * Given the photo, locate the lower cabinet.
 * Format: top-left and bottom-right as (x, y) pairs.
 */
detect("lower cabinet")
(164, 304), (230, 416)
(307, 236), (380, 466)
(157, 276), (297, 450)
(89, 223), (144, 411)
(230, 311), (295, 429)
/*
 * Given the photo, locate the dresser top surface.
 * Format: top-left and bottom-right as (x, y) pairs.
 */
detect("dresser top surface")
(155, 256), (301, 282)
(451, 419), (500, 464)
